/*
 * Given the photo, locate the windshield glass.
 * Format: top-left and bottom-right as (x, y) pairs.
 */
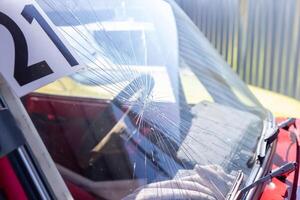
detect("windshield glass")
(22, 0), (268, 199)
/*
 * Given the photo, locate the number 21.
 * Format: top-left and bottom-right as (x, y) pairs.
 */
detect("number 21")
(0, 4), (78, 86)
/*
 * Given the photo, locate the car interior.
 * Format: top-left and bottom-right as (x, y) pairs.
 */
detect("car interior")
(21, 89), (177, 200)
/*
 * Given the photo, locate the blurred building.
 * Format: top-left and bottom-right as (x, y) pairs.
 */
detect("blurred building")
(177, 0), (300, 99)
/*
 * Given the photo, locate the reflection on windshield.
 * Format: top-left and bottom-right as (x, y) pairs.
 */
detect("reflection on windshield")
(22, 0), (267, 199)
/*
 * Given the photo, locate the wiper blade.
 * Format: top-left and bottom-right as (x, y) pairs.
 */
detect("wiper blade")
(235, 162), (297, 199)
(256, 126), (277, 163)
(226, 171), (244, 200)
(263, 127), (279, 145)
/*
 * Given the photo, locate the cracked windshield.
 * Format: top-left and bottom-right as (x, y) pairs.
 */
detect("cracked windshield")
(22, 0), (268, 199)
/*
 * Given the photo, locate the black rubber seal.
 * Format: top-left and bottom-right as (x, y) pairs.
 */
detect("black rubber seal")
(0, 108), (25, 157)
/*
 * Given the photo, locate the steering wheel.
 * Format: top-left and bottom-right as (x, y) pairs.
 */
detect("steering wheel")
(77, 74), (155, 168)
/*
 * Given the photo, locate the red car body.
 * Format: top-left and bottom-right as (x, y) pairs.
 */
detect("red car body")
(260, 118), (300, 199)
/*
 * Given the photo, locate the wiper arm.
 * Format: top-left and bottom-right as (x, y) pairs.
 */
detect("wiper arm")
(229, 119), (297, 199)
(265, 118), (296, 144)
(235, 162), (297, 199)
(278, 118), (296, 129)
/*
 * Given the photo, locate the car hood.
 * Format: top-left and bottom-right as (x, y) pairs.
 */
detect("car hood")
(249, 85), (300, 118)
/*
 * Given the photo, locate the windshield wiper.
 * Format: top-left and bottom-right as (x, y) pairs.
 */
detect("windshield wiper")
(236, 162), (297, 199)
(226, 171), (244, 200)
(227, 162), (297, 200)
(265, 118), (296, 144)
(257, 118), (296, 163)
(227, 118), (297, 200)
